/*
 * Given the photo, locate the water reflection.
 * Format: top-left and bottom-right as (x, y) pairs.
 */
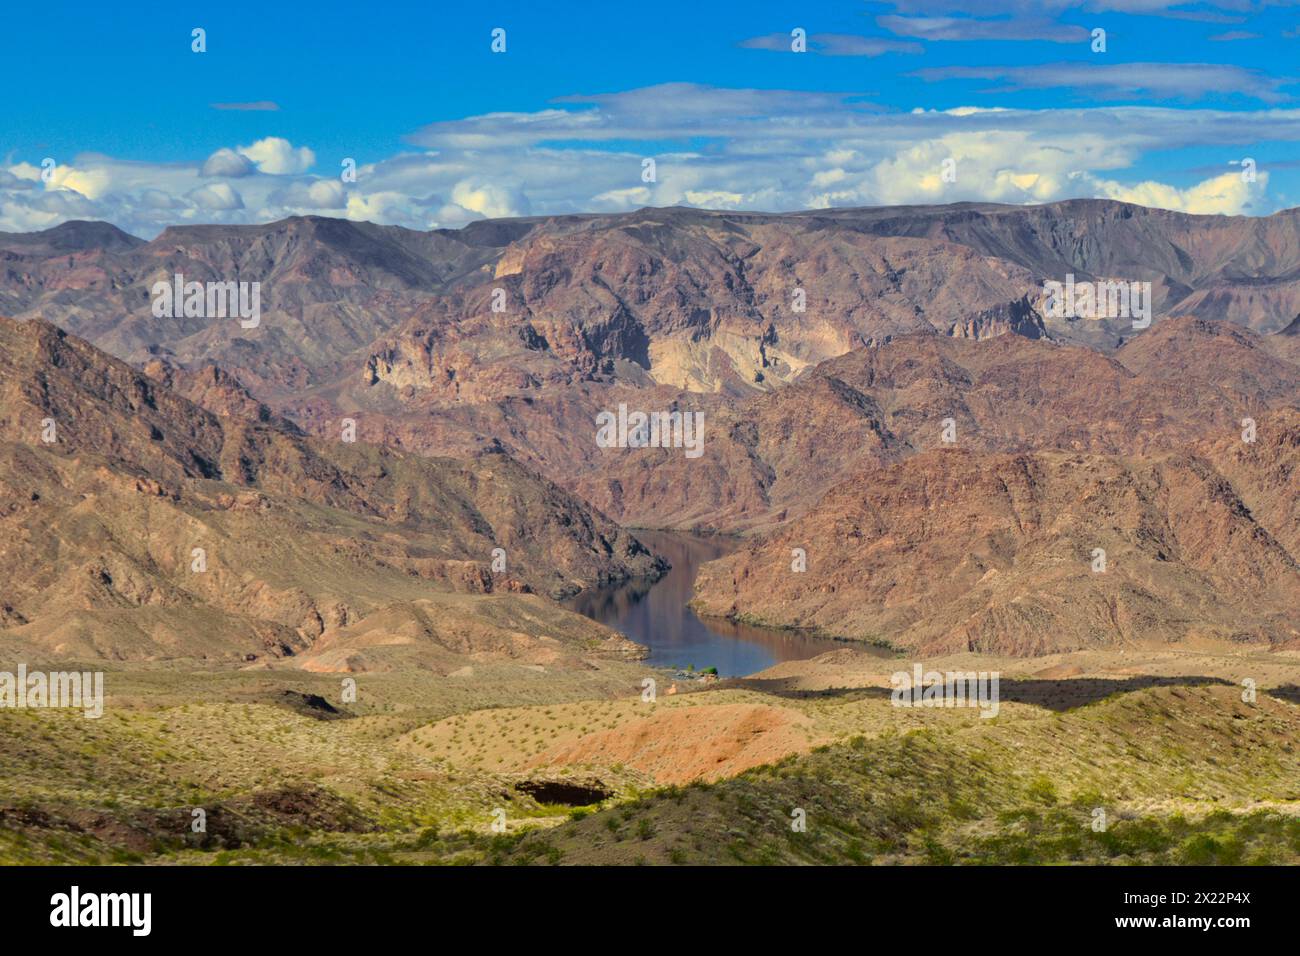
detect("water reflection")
(568, 529), (852, 677)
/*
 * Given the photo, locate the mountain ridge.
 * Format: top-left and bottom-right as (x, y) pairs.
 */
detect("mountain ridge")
(0, 314), (663, 664)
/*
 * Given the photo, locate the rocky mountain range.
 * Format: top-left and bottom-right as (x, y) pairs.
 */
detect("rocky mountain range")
(692, 410), (1300, 655)
(6, 199), (1300, 396)
(1, 198), (1297, 658)
(0, 315), (660, 665)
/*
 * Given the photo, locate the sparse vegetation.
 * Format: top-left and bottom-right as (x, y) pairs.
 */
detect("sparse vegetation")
(3, 662), (1298, 866)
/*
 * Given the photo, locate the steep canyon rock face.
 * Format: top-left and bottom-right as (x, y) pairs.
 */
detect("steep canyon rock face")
(284, 315), (1297, 535)
(0, 316), (661, 663)
(8, 200), (1300, 401)
(690, 416), (1300, 655)
(3, 199), (1299, 657)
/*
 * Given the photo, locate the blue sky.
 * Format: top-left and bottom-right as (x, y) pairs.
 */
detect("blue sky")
(4, 0), (1300, 236)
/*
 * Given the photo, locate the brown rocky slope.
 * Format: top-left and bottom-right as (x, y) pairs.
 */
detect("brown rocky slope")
(691, 409), (1300, 656)
(0, 316), (661, 664)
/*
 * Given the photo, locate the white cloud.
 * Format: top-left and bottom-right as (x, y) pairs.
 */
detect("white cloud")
(270, 178), (347, 210)
(201, 148), (255, 178)
(877, 15), (1087, 42)
(140, 189), (184, 209)
(0, 201), (63, 232)
(590, 186), (653, 209)
(683, 189), (746, 207)
(739, 32), (923, 56)
(7, 162), (43, 182)
(187, 182), (245, 211)
(348, 190), (431, 224)
(1093, 170), (1268, 215)
(449, 180), (530, 219)
(236, 137), (316, 175)
(913, 62), (1289, 103)
(2, 87), (1297, 237)
(44, 165), (113, 200)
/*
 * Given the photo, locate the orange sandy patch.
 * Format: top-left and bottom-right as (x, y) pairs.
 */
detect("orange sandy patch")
(525, 702), (817, 785)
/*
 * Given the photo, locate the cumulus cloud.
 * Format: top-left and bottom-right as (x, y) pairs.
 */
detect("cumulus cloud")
(862, 130), (1093, 206)
(683, 189), (748, 208)
(187, 182), (245, 211)
(42, 164), (113, 200)
(140, 189), (184, 209)
(4, 187), (99, 229)
(2, 86), (1297, 237)
(449, 181), (531, 219)
(201, 148), (255, 178)
(269, 178), (347, 210)
(236, 137), (315, 175)
(1093, 170), (1268, 214)
(590, 186), (653, 209)
(0, 201), (64, 232)
(349, 190), (435, 223)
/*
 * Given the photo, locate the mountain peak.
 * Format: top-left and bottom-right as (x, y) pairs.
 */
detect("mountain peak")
(0, 218), (144, 252)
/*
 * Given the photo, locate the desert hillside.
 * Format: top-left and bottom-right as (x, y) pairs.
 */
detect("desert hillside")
(0, 315), (661, 664)
(1, 201), (1298, 870)
(6, 201), (1300, 403)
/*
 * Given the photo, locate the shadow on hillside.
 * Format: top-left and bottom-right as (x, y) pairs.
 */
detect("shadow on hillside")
(273, 689), (355, 721)
(727, 674), (1234, 712)
(1267, 684), (1300, 705)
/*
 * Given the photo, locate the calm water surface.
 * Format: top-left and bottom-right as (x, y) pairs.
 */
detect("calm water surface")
(568, 529), (859, 677)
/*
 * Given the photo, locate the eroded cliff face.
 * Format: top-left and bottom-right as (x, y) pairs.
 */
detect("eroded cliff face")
(4, 200), (1299, 658)
(10, 201), (1300, 405)
(690, 414), (1300, 656)
(0, 315), (662, 664)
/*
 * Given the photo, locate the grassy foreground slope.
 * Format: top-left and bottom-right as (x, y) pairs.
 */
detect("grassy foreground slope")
(3, 661), (1299, 865)
(0, 663), (651, 865)
(503, 683), (1300, 865)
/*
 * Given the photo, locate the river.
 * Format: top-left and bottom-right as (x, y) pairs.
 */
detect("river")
(567, 529), (855, 677)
